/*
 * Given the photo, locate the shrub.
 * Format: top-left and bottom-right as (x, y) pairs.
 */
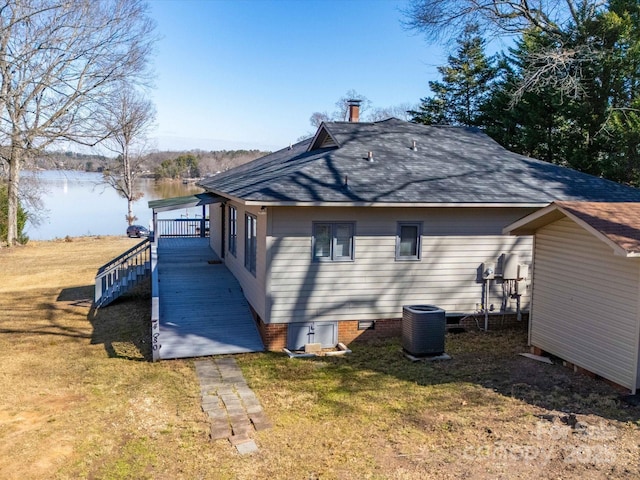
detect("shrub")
(0, 184), (29, 245)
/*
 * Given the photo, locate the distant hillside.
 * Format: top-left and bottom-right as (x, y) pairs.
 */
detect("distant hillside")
(29, 151), (109, 171)
(29, 149), (270, 176)
(143, 150), (270, 177)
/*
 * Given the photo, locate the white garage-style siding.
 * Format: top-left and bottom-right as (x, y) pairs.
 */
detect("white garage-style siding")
(530, 217), (640, 391)
(266, 206), (534, 323)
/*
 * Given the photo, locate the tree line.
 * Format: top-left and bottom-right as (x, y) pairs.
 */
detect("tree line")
(30, 149), (268, 177)
(134, 149), (269, 178)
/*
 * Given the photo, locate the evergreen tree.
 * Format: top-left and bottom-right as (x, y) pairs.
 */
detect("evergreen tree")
(155, 154), (200, 180)
(479, 0), (640, 185)
(410, 24), (496, 126)
(408, 0), (640, 186)
(572, 0), (640, 184)
(0, 184), (28, 245)
(481, 31), (566, 164)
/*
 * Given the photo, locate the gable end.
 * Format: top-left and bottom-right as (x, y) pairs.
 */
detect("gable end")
(308, 124), (339, 151)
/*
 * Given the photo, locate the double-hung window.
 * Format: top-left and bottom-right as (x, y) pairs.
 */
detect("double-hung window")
(396, 222), (422, 260)
(245, 214), (257, 275)
(313, 222), (354, 262)
(228, 206), (237, 256)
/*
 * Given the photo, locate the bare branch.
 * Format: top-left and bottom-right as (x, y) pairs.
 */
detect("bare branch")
(98, 82), (156, 224)
(403, 0), (607, 41)
(0, 0), (157, 244)
(511, 46), (582, 103)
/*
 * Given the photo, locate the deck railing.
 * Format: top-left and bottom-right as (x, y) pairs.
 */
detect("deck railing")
(94, 218), (210, 310)
(156, 218), (209, 238)
(94, 238), (151, 307)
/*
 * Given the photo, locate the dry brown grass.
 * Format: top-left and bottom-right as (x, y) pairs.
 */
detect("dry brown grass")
(1, 237), (639, 479)
(0, 237), (207, 479)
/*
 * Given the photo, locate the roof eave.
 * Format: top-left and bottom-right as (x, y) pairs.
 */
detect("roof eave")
(148, 193), (222, 213)
(197, 189), (246, 206)
(503, 202), (559, 235)
(199, 188), (549, 208)
(243, 200), (548, 208)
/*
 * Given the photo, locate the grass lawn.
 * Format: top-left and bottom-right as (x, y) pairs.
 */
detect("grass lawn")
(0, 236), (639, 479)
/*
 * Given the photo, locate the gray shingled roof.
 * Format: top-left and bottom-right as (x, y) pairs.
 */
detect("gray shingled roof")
(198, 118), (640, 204)
(148, 193), (221, 212)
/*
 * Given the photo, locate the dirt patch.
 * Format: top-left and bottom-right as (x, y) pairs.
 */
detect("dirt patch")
(0, 394), (85, 478)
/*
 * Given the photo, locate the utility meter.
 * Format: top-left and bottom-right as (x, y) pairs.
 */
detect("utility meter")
(482, 261), (495, 280)
(517, 264), (529, 280)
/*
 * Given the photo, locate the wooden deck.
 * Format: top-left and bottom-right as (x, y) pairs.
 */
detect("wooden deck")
(156, 237), (264, 359)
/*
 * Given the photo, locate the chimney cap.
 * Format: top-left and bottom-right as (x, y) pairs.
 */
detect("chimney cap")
(347, 98), (362, 106)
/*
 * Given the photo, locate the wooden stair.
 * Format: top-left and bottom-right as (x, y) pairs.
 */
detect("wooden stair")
(94, 239), (151, 308)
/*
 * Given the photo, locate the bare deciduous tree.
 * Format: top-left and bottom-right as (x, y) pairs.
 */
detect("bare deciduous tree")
(403, 0), (606, 40)
(333, 90), (372, 121)
(308, 90), (413, 131)
(369, 104), (417, 122)
(100, 84), (156, 226)
(0, 0), (156, 245)
(403, 0), (607, 99)
(309, 111), (330, 129)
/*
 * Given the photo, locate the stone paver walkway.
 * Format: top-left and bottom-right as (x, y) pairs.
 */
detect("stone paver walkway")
(194, 357), (272, 454)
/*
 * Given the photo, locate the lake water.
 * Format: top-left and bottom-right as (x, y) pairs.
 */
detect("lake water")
(23, 170), (204, 240)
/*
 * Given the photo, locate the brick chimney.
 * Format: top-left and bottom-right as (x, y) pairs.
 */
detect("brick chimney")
(347, 99), (361, 122)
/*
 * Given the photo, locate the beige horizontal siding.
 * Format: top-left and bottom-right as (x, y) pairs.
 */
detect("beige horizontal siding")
(269, 237), (531, 265)
(267, 207), (533, 323)
(530, 217), (640, 391)
(209, 202), (223, 257)
(271, 206), (538, 236)
(223, 202), (267, 320)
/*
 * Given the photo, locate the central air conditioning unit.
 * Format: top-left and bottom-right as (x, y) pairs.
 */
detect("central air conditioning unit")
(401, 304), (446, 356)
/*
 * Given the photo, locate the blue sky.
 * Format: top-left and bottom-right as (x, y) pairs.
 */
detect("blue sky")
(148, 0), (447, 152)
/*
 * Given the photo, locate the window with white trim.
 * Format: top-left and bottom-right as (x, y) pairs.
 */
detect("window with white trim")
(245, 213), (257, 275)
(396, 222), (422, 260)
(313, 222), (354, 262)
(228, 206), (237, 256)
